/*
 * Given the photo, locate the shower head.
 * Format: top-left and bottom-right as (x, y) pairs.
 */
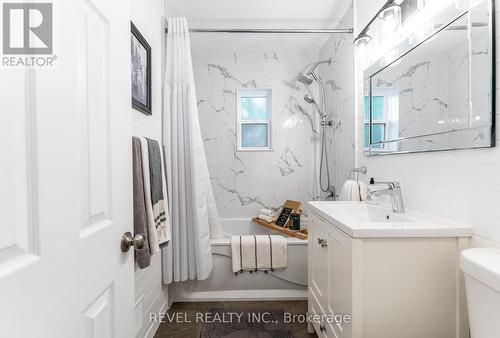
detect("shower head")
(297, 58), (332, 86)
(297, 73), (314, 85)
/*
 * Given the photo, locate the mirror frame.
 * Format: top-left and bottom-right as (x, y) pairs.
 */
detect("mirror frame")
(363, 0), (495, 156)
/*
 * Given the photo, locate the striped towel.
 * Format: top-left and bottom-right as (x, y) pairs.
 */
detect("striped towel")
(140, 137), (171, 254)
(230, 235), (287, 273)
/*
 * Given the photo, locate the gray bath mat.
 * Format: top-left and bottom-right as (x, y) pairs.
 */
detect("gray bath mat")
(200, 308), (292, 338)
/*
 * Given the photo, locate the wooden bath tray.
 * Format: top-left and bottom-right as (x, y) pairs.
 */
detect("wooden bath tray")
(252, 218), (308, 240)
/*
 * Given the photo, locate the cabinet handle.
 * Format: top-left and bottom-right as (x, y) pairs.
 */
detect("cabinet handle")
(317, 237), (322, 245)
(320, 324), (326, 332)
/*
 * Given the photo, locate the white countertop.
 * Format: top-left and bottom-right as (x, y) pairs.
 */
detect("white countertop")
(307, 201), (472, 238)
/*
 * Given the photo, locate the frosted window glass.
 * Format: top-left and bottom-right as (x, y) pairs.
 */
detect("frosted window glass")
(240, 97), (268, 120)
(241, 124), (268, 148)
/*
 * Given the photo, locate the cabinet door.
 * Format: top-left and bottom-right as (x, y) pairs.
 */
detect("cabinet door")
(326, 225), (353, 338)
(308, 213), (328, 308)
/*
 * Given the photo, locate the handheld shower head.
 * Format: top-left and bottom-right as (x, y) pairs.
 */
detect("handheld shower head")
(303, 95), (325, 118)
(303, 94), (316, 104)
(300, 60), (333, 195)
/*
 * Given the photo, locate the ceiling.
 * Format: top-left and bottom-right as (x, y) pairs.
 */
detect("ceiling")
(165, 0), (352, 29)
(164, 0), (353, 53)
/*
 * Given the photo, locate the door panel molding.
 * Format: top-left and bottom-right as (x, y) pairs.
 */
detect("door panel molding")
(0, 69), (40, 276)
(78, 0), (113, 239)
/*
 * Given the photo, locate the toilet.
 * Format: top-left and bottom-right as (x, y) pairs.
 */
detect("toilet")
(460, 248), (500, 338)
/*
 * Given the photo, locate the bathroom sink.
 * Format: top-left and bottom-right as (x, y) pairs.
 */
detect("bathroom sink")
(307, 201), (472, 238)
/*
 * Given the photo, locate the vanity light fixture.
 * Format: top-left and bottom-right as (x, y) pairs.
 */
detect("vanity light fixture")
(378, 3), (401, 21)
(353, 33), (372, 46)
(352, 0), (395, 45)
(380, 3), (401, 36)
(353, 0), (414, 45)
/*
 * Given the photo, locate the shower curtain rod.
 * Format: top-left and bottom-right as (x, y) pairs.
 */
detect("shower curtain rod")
(164, 28), (354, 34)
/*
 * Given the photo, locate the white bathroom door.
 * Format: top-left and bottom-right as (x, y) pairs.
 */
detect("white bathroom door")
(0, 0), (136, 337)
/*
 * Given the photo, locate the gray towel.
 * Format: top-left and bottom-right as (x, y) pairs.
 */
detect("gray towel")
(146, 138), (164, 206)
(145, 138), (170, 246)
(132, 137), (151, 268)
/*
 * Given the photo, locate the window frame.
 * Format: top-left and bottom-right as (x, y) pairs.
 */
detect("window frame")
(236, 88), (273, 152)
(364, 87), (399, 153)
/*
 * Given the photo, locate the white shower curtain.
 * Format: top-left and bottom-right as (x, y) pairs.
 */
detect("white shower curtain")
(162, 17), (223, 283)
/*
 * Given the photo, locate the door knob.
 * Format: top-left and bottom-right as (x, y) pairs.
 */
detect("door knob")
(121, 232), (145, 252)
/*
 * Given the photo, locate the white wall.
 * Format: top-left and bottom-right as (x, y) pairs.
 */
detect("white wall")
(353, 0), (500, 248)
(131, 0), (168, 337)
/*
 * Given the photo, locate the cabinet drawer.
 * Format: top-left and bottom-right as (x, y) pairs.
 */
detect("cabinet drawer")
(309, 290), (328, 338)
(309, 289), (339, 338)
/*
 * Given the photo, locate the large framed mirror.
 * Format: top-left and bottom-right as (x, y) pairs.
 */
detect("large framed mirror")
(363, 0), (494, 155)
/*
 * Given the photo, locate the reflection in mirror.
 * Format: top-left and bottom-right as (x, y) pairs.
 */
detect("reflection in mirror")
(363, 0), (494, 155)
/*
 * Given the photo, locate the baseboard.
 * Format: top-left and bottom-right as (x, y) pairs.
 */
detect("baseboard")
(174, 289), (307, 302)
(143, 300), (167, 338)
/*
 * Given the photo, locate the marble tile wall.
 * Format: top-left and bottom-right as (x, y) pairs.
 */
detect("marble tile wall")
(192, 51), (323, 218)
(318, 8), (355, 196)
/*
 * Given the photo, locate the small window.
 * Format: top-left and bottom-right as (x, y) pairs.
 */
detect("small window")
(237, 89), (272, 151)
(364, 95), (387, 149)
(364, 88), (399, 152)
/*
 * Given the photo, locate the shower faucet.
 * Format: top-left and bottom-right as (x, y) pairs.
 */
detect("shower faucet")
(298, 59), (333, 193)
(325, 186), (336, 201)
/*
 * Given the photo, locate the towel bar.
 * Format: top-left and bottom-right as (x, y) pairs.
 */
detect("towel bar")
(350, 167), (367, 181)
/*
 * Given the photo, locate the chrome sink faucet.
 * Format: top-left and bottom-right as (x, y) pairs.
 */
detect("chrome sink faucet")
(368, 181), (405, 213)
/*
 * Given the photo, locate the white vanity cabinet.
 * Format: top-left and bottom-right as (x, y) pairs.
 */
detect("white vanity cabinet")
(308, 211), (353, 338)
(307, 202), (471, 338)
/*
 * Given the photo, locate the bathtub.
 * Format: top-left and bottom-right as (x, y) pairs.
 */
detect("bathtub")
(173, 218), (308, 302)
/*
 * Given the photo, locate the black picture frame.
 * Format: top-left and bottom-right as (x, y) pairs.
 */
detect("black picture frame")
(131, 22), (152, 115)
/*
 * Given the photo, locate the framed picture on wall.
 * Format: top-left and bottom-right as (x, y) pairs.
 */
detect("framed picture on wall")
(131, 22), (152, 115)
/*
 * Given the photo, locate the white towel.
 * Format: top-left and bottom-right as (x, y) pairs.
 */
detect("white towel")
(359, 181), (368, 201)
(258, 214), (276, 223)
(340, 180), (368, 201)
(350, 181), (361, 201)
(339, 180), (354, 201)
(139, 137), (172, 254)
(260, 208), (275, 217)
(231, 235), (287, 273)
